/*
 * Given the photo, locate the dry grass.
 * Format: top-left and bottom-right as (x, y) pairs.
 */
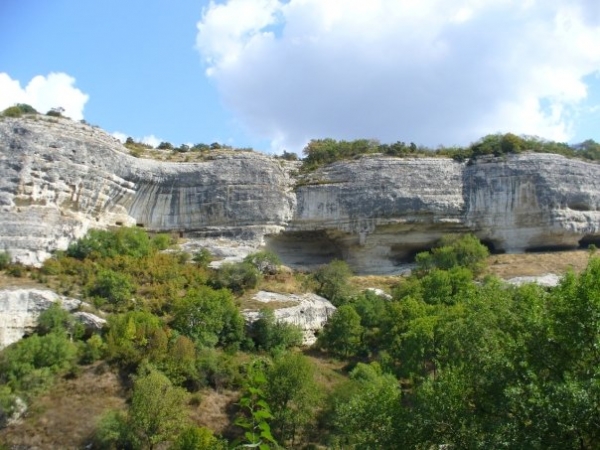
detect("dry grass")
(189, 389), (240, 436)
(0, 362), (127, 450)
(0, 272), (45, 289)
(349, 275), (400, 294)
(485, 249), (592, 279)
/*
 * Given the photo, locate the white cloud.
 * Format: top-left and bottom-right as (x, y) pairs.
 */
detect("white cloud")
(0, 72), (89, 121)
(112, 132), (162, 149)
(196, 0), (600, 151)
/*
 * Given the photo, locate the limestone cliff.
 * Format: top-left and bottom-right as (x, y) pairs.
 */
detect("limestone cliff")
(1, 116), (600, 274)
(0, 116), (295, 265)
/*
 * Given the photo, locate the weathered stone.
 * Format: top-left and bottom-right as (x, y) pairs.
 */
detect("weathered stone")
(0, 116), (296, 266)
(244, 291), (336, 345)
(0, 288), (104, 349)
(505, 273), (562, 287)
(2, 116), (600, 274)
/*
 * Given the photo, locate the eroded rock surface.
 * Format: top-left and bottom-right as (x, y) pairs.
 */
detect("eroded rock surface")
(0, 288), (105, 349)
(2, 116), (600, 274)
(244, 291), (336, 345)
(0, 116), (296, 266)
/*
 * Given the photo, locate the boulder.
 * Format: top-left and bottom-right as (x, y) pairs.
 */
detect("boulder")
(0, 288), (104, 349)
(244, 291), (336, 345)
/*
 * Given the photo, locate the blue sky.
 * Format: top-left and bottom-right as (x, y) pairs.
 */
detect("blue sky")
(1, 0), (600, 153)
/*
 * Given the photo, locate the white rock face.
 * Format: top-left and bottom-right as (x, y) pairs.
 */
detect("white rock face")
(2, 116), (600, 274)
(0, 288), (105, 349)
(0, 116), (296, 266)
(506, 273), (562, 287)
(244, 291), (336, 345)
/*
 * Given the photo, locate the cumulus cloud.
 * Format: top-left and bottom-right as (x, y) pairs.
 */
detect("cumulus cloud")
(196, 0), (600, 151)
(112, 132), (163, 148)
(0, 72), (89, 121)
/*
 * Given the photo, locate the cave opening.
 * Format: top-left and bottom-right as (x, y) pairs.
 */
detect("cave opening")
(579, 235), (600, 249)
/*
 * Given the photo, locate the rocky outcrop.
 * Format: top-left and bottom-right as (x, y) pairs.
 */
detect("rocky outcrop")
(0, 288), (105, 349)
(0, 116), (296, 266)
(244, 291), (336, 345)
(2, 116), (600, 274)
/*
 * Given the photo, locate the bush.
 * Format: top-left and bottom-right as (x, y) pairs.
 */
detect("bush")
(67, 227), (155, 260)
(250, 309), (303, 351)
(415, 234), (489, 275)
(312, 260), (353, 306)
(36, 302), (74, 336)
(2, 106), (22, 118)
(0, 251), (10, 270)
(244, 250), (281, 275)
(171, 286), (245, 348)
(46, 107), (64, 117)
(87, 269), (135, 310)
(105, 311), (168, 368)
(0, 332), (78, 391)
(213, 261), (261, 294)
(192, 248), (212, 268)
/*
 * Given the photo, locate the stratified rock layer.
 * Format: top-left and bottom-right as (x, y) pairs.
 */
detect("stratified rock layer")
(2, 116), (600, 273)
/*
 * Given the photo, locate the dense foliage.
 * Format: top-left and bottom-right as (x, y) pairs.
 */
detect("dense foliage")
(300, 134), (600, 171)
(2, 228), (600, 449)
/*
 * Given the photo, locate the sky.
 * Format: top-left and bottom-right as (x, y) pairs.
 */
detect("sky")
(1, 0), (600, 154)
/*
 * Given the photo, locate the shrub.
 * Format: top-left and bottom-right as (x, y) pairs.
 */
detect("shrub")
(46, 107), (64, 117)
(67, 227), (155, 260)
(244, 250), (281, 275)
(192, 248), (212, 268)
(129, 370), (189, 449)
(250, 309), (303, 351)
(15, 103), (37, 114)
(0, 251), (10, 270)
(36, 302), (74, 336)
(213, 261), (261, 294)
(415, 234), (489, 275)
(172, 426), (226, 450)
(0, 332), (78, 391)
(105, 311), (168, 368)
(2, 106), (22, 118)
(87, 269), (135, 310)
(312, 260), (353, 306)
(171, 286), (245, 348)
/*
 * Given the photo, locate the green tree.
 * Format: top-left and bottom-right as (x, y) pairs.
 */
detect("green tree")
(192, 248), (213, 268)
(244, 251), (281, 275)
(327, 363), (400, 449)
(312, 259), (353, 305)
(171, 286), (245, 348)
(2, 106), (22, 118)
(265, 353), (322, 446)
(234, 360), (278, 449)
(251, 309), (303, 352)
(171, 426), (226, 450)
(318, 305), (363, 358)
(105, 311), (168, 368)
(212, 261), (261, 294)
(129, 370), (189, 449)
(87, 269), (135, 310)
(416, 234), (489, 275)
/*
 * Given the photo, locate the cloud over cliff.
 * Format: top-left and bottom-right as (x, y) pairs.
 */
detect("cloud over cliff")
(0, 72), (89, 121)
(196, 0), (600, 151)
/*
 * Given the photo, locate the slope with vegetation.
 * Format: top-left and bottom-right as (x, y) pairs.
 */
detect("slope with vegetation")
(0, 228), (599, 449)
